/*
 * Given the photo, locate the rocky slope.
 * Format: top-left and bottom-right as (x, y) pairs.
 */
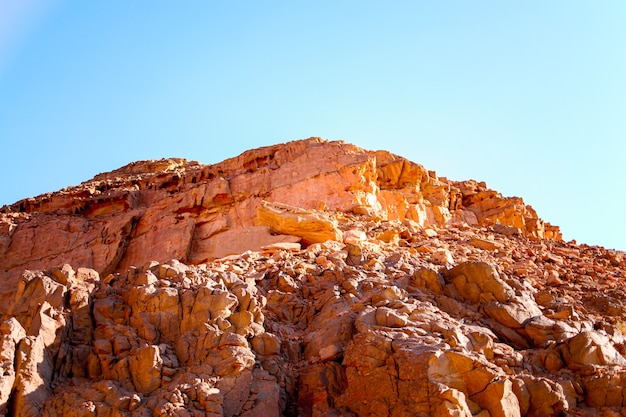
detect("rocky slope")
(0, 138), (624, 416)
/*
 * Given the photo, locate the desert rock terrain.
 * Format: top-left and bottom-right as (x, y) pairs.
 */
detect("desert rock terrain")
(1, 138), (625, 416)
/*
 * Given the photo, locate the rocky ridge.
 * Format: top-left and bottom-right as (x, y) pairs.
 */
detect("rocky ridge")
(1, 138), (625, 416)
(0, 138), (560, 291)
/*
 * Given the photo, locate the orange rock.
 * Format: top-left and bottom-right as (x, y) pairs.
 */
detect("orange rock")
(0, 138), (561, 296)
(256, 201), (342, 245)
(471, 379), (521, 417)
(0, 318), (26, 414)
(7, 138), (626, 416)
(129, 345), (162, 394)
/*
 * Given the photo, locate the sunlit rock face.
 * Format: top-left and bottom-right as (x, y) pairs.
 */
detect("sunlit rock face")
(3, 138), (625, 416)
(0, 138), (560, 288)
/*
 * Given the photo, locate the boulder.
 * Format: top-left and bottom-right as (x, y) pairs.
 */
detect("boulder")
(471, 379), (521, 417)
(443, 261), (514, 303)
(256, 201), (343, 245)
(129, 345), (162, 394)
(561, 331), (626, 368)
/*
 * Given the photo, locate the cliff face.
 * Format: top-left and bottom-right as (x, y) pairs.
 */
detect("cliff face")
(2, 138), (624, 416)
(0, 138), (559, 294)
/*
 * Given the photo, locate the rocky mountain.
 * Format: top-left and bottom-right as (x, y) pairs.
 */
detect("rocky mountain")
(0, 137), (624, 416)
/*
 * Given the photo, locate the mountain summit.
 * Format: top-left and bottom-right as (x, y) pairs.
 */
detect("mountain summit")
(0, 138), (559, 285)
(0, 138), (624, 416)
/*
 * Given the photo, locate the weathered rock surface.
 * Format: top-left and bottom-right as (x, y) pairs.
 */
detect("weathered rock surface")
(0, 138), (624, 416)
(0, 138), (560, 296)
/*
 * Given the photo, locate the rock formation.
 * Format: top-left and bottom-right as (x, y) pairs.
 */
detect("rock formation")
(0, 137), (624, 416)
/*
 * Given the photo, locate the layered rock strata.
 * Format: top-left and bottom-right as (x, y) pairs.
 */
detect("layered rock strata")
(1, 138), (624, 416)
(0, 138), (560, 297)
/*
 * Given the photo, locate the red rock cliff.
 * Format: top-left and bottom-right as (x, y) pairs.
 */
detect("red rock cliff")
(7, 139), (624, 417)
(0, 138), (559, 295)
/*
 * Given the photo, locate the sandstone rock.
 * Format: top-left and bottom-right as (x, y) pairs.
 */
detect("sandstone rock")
(470, 378), (521, 417)
(518, 375), (569, 417)
(8, 270), (67, 326)
(411, 267), (445, 293)
(581, 370), (626, 408)
(129, 345), (162, 394)
(432, 249), (454, 265)
(12, 336), (53, 417)
(3, 138), (626, 416)
(0, 139), (561, 288)
(443, 261), (514, 303)
(195, 225), (301, 261)
(0, 318), (26, 414)
(256, 201), (343, 245)
(561, 331), (626, 368)
(523, 315), (578, 347)
(251, 332), (281, 356)
(483, 297), (543, 329)
(375, 306), (408, 327)
(468, 237), (500, 251)
(303, 298), (354, 361)
(343, 229), (367, 244)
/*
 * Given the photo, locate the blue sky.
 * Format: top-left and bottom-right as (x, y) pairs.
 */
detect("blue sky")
(1, 1), (625, 250)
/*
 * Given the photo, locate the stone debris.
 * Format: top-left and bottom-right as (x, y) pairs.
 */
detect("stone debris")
(0, 138), (624, 416)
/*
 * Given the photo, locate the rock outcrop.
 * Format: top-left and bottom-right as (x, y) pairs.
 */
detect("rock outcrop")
(0, 139), (560, 296)
(1, 138), (624, 416)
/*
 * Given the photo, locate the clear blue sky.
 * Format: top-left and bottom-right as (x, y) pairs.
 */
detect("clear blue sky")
(1, 1), (624, 250)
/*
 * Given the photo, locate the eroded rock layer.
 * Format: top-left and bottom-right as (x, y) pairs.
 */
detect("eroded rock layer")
(0, 139), (560, 294)
(1, 138), (624, 416)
